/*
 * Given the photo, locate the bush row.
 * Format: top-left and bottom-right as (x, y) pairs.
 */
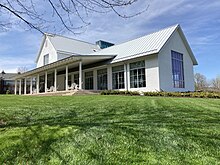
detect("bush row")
(100, 90), (220, 99)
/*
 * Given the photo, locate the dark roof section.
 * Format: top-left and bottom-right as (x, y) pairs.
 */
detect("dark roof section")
(0, 73), (18, 80)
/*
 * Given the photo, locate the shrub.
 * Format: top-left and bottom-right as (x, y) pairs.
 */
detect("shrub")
(100, 90), (220, 99)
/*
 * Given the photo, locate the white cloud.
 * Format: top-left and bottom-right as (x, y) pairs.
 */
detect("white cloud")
(0, 56), (35, 73)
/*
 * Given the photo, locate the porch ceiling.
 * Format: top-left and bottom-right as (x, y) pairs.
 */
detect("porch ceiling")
(15, 54), (116, 79)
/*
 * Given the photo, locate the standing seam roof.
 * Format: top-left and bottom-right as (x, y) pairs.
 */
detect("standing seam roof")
(89, 24), (179, 62)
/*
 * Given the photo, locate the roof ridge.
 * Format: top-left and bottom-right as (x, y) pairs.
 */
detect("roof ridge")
(45, 33), (97, 46)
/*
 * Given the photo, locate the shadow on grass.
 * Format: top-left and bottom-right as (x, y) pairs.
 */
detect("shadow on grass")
(1, 99), (220, 164)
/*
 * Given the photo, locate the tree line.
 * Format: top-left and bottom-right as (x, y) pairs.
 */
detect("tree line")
(195, 73), (220, 91)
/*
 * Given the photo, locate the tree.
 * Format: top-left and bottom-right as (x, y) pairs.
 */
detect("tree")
(0, 0), (148, 34)
(194, 73), (208, 91)
(17, 67), (27, 74)
(211, 75), (220, 91)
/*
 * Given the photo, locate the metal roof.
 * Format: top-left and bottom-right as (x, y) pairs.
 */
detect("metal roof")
(48, 34), (100, 55)
(89, 24), (197, 65)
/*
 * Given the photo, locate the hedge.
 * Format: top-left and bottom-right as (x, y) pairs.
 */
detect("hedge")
(100, 90), (220, 99)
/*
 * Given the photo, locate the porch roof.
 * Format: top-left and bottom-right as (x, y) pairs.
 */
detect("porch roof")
(15, 54), (116, 79)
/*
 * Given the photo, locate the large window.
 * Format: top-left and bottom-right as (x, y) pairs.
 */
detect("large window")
(112, 65), (124, 89)
(130, 61), (146, 88)
(171, 50), (185, 88)
(85, 71), (93, 90)
(43, 54), (49, 65)
(97, 68), (107, 90)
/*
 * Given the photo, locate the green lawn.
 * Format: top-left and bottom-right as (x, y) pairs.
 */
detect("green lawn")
(0, 95), (220, 164)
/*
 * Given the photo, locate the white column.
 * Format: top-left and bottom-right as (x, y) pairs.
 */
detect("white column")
(79, 61), (82, 89)
(107, 66), (112, 90)
(14, 80), (17, 95)
(54, 69), (57, 92)
(36, 74), (39, 94)
(19, 79), (22, 95)
(127, 63), (130, 90)
(124, 64), (128, 91)
(65, 65), (68, 91)
(24, 78), (27, 95)
(93, 70), (97, 90)
(45, 71), (48, 93)
(30, 77), (33, 94)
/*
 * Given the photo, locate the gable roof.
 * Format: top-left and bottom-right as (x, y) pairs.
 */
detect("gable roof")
(35, 33), (100, 62)
(48, 34), (100, 54)
(35, 24), (197, 65)
(89, 24), (197, 65)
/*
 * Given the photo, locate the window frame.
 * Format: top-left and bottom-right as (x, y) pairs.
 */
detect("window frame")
(129, 61), (146, 88)
(85, 71), (94, 90)
(171, 50), (185, 88)
(43, 54), (49, 65)
(112, 65), (125, 89)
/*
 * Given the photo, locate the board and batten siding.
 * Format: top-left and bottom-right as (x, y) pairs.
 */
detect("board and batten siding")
(37, 37), (58, 68)
(158, 30), (195, 92)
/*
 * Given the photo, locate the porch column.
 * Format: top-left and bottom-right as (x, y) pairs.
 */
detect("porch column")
(36, 74), (39, 94)
(79, 61), (82, 90)
(45, 71), (47, 93)
(107, 66), (112, 90)
(19, 79), (22, 95)
(24, 78), (27, 95)
(93, 70), (97, 90)
(124, 63), (128, 91)
(54, 69), (57, 92)
(65, 65), (68, 91)
(127, 63), (130, 90)
(30, 77), (33, 94)
(14, 80), (17, 95)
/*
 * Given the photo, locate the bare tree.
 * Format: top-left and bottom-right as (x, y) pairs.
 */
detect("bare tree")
(17, 66), (28, 74)
(211, 75), (220, 91)
(0, 0), (148, 34)
(194, 73), (208, 91)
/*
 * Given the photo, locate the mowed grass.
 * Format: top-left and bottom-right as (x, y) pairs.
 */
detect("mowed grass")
(0, 95), (220, 164)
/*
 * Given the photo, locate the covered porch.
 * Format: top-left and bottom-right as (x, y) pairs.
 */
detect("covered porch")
(14, 54), (115, 95)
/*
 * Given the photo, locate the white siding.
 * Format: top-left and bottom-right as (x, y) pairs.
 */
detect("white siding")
(145, 55), (160, 91)
(158, 30), (195, 92)
(124, 56), (160, 92)
(36, 37), (57, 68)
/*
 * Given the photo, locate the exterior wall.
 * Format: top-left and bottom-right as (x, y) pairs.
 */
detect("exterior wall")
(158, 30), (195, 92)
(126, 55), (160, 92)
(79, 56), (159, 92)
(37, 37), (58, 68)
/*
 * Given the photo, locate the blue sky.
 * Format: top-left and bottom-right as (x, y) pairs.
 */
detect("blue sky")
(0, 0), (219, 79)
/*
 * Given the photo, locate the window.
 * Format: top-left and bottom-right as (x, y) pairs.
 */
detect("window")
(171, 50), (185, 88)
(74, 74), (79, 85)
(97, 68), (107, 90)
(43, 54), (49, 65)
(130, 61), (146, 88)
(112, 65), (124, 89)
(85, 71), (93, 90)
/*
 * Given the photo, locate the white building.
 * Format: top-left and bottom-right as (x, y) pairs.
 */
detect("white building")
(14, 24), (198, 95)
